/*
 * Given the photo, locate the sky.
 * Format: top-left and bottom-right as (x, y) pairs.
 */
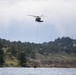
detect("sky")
(0, 0), (76, 43)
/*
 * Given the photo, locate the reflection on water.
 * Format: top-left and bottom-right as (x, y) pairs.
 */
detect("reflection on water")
(0, 68), (76, 75)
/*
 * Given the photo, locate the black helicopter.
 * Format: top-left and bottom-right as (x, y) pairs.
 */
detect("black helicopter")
(28, 14), (44, 22)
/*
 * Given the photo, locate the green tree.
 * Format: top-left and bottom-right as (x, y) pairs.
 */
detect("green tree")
(18, 53), (27, 67)
(0, 43), (4, 67)
(31, 51), (36, 59)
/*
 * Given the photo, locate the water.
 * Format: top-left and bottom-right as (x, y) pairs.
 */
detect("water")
(0, 68), (76, 75)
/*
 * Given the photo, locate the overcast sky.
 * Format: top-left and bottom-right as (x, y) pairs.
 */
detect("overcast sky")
(0, 0), (76, 43)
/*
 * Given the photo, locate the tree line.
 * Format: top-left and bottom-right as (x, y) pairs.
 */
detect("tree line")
(0, 37), (76, 67)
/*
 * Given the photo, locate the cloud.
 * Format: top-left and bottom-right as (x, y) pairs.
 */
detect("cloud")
(0, 0), (76, 28)
(45, 0), (76, 35)
(0, 0), (76, 42)
(0, 0), (48, 29)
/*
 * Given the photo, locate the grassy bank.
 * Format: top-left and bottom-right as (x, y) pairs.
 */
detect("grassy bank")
(3, 53), (76, 67)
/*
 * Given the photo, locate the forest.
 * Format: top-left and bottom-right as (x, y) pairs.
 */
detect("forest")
(0, 37), (76, 67)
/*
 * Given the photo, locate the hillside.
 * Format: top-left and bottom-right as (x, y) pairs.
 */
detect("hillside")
(0, 37), (76, 67)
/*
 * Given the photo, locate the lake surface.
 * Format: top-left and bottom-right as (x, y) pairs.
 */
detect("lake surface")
(0, 68), (76, 75)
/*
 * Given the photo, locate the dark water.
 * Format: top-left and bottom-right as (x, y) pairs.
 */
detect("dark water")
(0, 68), (76, 75)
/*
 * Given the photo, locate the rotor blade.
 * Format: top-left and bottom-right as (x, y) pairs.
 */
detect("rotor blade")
(39, 14), (46, 18)
(40, 14), (44, 17)
(28, 14), (38, 17)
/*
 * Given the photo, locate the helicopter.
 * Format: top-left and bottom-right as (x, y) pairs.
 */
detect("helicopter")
(28, 14), (44, 22)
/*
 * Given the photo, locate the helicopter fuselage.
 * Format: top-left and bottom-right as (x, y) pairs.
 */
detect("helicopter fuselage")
(35, 17), (43, 22)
